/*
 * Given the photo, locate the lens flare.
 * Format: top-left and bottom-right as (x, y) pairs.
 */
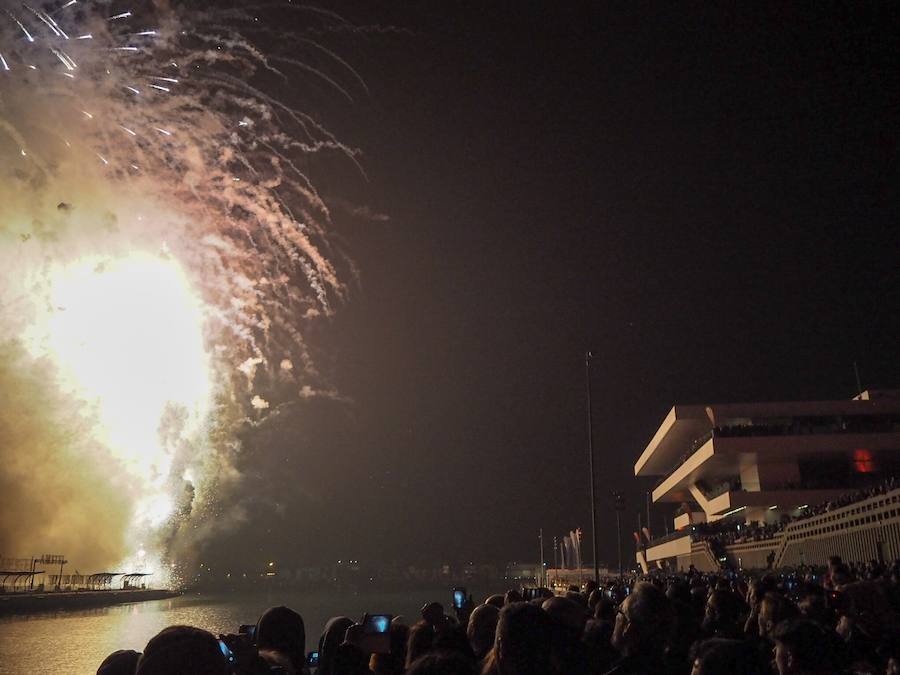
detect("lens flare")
(0, 1), (363, 583)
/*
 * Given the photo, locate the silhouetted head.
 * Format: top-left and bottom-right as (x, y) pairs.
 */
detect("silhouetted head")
(406, 621), (436, 668)
(422, 602), (445, 626)
(703, 589), (745, 636)
(830, 564), (853, 588)
(97, 649), (141, 675)
(583, 619), (615, 658)
(434, 624), (473, 658)
(611, 582), (674, 658)
(594, 597), (615, 623)
(747, 576), (778, 609)
(135, 625), (226, 675)
(318, 616), (354, 675)
(503, 590), (522, 605)
(564, 591), (587, 608)
(666, 580), (691, 605)
(333, 642), (370, 675)
(542, 596), (589, 675)
(256, 605), (305, 671)
(541, 597), (587, 633)
(257, 649), (295, 674)
(485, 594), (505, 609)
(690, 638), (757, 675)
(494, 602), (552, 675)
(839, 579), (900, 642)
(772, 619), (836, 675)
(758, 593), (799, 639)
(467, 604), (500, 660)
(796, 585), (827, 624)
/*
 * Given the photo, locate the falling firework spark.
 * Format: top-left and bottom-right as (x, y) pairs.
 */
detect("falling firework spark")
(0, 0), (363, 584)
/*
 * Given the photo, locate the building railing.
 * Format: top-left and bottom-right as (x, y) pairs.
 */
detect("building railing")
(774, 486), (900, 567)
(713, 414), (900, 438)
(648, 477), (899, 555)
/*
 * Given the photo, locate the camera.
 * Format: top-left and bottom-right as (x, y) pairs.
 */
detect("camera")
(307, 651), (319, 666)
(452, 587), (467, 609)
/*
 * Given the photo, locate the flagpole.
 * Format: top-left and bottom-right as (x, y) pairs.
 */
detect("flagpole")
(539, 529), (545, 587)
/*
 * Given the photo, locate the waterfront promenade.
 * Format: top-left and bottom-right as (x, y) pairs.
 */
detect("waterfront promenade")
(0, 588), (180, 616)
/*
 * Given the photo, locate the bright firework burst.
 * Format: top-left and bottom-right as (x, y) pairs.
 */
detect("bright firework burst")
(0, 0), (362, 583)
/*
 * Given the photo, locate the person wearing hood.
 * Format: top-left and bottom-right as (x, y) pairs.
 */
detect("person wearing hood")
(318, 616), (355, 675)
(256, 605), (307, 674)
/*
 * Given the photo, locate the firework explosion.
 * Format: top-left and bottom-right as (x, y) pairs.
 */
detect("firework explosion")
(0, 0), (361, 584)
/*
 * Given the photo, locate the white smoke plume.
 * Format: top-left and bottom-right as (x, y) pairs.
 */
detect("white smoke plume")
(0, 1), (360, 583)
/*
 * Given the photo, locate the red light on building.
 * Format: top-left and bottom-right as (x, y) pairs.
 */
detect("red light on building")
(852, 449), (877, 473)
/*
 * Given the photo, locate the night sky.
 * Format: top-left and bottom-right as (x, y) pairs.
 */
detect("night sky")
(209, 2), (899, 571)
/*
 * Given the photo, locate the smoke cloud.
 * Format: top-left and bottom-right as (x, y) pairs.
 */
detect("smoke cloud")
(0, 342), (131, 569)
(0, 1), (360, 581)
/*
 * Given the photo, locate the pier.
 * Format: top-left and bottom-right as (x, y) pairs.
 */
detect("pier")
(0, 588), (180, 616)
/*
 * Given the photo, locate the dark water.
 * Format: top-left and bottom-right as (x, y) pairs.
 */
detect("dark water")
(0, 587), (470, 674)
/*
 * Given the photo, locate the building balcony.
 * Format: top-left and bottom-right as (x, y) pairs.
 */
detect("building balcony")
(647, 431), (900, 507)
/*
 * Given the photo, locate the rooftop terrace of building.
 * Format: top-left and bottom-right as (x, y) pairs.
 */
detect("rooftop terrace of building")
(635, 394), (900, 477)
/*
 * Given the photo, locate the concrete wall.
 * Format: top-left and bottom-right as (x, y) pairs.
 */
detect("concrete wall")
(688, 542), (719, 572)
(645, 535), (693, 561)
(779, 522), (900, 567)
(674, 512), (706, 529)
(723, 539), (781, 570)
(740, 460), (801, 492)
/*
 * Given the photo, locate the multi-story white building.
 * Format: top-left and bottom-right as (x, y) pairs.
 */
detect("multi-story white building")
(634, 390), (900, 572)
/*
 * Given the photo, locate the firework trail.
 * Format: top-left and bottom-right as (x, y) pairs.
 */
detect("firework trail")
(0, 0), (362, 583)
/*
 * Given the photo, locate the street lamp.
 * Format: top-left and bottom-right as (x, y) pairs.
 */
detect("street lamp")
(613, 491), (625, 576)
(586, 351), (599, 585)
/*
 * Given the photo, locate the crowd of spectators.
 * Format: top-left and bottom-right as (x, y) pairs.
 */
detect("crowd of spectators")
(793, 476), (899, 521)
(693, 521), (783, 547)
(713, 415), (900, 438)
(96, 554), (900, 675)
(680, 475), (900, 551)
